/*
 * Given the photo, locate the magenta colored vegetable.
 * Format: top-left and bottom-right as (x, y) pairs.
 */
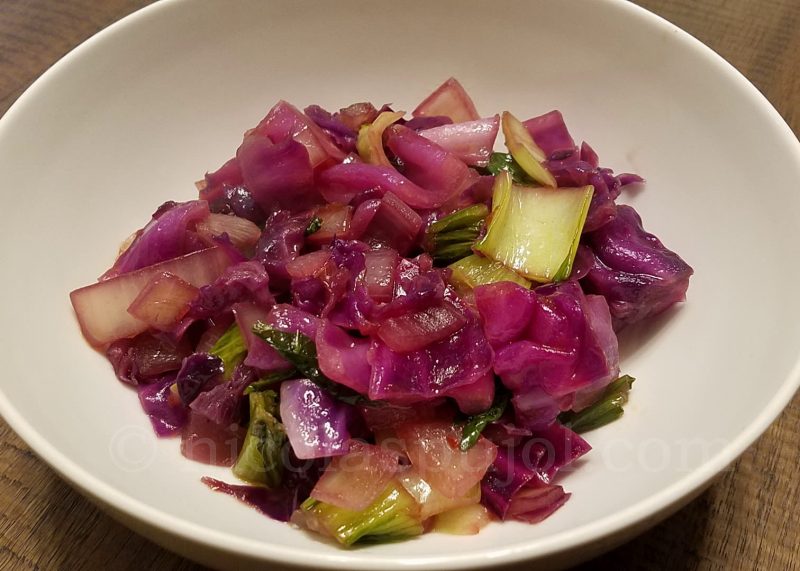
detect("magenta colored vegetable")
(315, 321), (372, 394)
(137, 375), (186, 437)
(523, 110), (577, 158)
(102, 200), (210, 279)
(304, 104), (358, 153)
(237, 135), (317, 214)
(280, 379), (359, 459)
(352, 191), (423, 255)
(202, 453), (323, 522)
(106, 333), (190, 385)
(480, 422), (588, 521)
(376, 302), (467, 353)
(318, 162), (457, 210)
(181, 411), (244, 466)
(582, 205), (693, 329)
(72, 82), (692, 543)
(418, 115), (500, 168)
(252, 100), (345, 168)
(187, 260), (273, 321)
(385, 124), (474, 206)
(200, 157), (243, 205)
(190, 364), (255, 426)
(175, 353), (224, 405)
(210, 185), (266, 226)
(476, 281), (619, 429)
(253, 210), (308, 292)
(233, 302), (290, 373)
(369, 318), (492, 404)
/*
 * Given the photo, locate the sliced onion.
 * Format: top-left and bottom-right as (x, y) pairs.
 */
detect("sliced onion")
(310, 441), (399, 511)
(71, 246), (235, 347)
(285, 250), (333, 280)
(396, 421), (497, 499)
(318, 162), (454, 210)
(397, 467), (480, 520)
(376, 302), (467, 353)
(306, 203), (353, 247)
(127, 272), (198, 331)
(357, 192), (423, 255)
(363, 248), (399, 303)
(418, 115), (500, 167)
(196, 213), (261, 252)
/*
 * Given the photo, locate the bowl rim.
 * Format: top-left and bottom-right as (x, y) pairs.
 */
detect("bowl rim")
(1, 0), (799, 568)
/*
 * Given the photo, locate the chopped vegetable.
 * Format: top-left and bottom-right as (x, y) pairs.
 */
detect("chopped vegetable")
(424, 204), (488, 263)
(459, 391), (509, 451)
(233, 390), (286, 487)
(559, 375), (635, 433)
(70, 78), (692, 546)
(475, 172), (593, 283)
(432, 504), (492, 535)
(310, 441), (400, 511)
(484, 152), (529, 183)
(449, 254), (531, 291)
(208, 323), (247, 378)
(294, 480), (423, 546)
(356, 110), (405, 167)
(501, 111), (557, 187)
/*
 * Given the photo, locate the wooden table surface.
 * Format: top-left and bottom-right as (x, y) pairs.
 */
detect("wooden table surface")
(1, 1), (798, 569)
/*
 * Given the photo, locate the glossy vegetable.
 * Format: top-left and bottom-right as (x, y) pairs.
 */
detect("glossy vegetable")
(72, 79), (692, 545)
(475, 172), (593, 283)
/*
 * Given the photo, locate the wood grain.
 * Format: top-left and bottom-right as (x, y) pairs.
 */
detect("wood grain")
(0, 1), (798, 569)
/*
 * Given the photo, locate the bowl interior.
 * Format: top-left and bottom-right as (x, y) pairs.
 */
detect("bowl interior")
(1, 0), (799, 568)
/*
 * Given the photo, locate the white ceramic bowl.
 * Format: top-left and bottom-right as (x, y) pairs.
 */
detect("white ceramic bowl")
(1, 0), (798, 569)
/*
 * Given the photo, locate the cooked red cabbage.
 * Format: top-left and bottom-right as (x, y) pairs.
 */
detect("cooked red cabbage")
(71, 80), (693, 544)
(582, 205), (693, 329)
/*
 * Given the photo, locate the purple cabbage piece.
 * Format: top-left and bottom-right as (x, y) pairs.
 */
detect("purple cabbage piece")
(523, 110), (577, 158)
(289, 240), (366, 319)
(304, 105), (357, 153)
(582, 205), (693, 330)
(210, 185), (267, 226)
(106, 333), (189, 385)
(176, 353), (224, 405)
(280, 379), (358, 459)
(402, 115), (453, 131)
(524, 111), (645, 233)
(237, 135), (317, 215)
(202, 157), (244, 204)
(187, 261), (273, 320)
(190, 364), (256, 426)
(202, 453), (324, 521)
(101, 200), (210, 279)
(138, 374), (186, 437)
(316, 321), (372, 395)
(254, 210), (308, 292)
(368, 319), (493, 403)
(475, 281), (619, 429)
(318, 162), (453, 210)
(266, 303), (322, 339)
(291, 277), (330, 316)
(481, 422), (589, 522)
(385, 124), (472, 205)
